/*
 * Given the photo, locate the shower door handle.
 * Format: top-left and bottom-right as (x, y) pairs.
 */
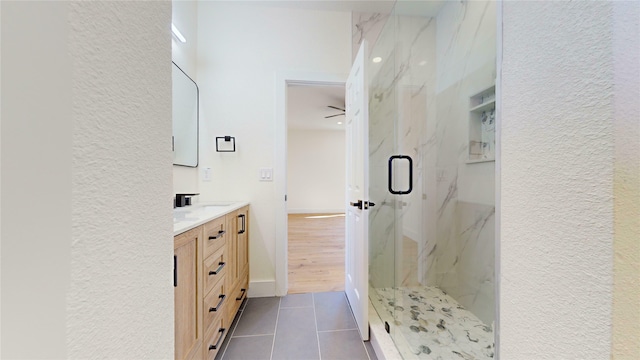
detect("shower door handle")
(388, 155), (413, 195)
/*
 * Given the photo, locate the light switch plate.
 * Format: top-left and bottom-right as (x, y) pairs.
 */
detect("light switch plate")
(203, 167), (212, 182)
(259, 167), (273, 181)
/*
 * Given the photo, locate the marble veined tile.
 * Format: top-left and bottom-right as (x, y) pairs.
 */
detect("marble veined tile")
(371, 286), (494, 359)
(352, 12), (389, 61)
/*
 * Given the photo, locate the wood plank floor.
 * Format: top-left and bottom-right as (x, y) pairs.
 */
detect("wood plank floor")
(288, 213), (345, 294)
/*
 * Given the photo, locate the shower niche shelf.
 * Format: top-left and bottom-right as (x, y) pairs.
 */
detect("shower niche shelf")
(467, 85), (496, 163)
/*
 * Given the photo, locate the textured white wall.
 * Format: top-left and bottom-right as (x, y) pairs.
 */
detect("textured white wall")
(172, 0), (200, 195)
(612, 1), (640, 357)
(501, 1), (615, 358)
(287, 129), (346, 213)
(196, 3), (351, 289)
(0, 3), (2, 354)
(1, 1), (174, 358)
(2, 2), (71, 357)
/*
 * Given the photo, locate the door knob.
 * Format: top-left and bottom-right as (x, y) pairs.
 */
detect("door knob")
(349, 200), (363, 209)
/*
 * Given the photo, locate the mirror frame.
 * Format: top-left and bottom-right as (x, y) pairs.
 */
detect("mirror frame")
(172, 61), (199, 167)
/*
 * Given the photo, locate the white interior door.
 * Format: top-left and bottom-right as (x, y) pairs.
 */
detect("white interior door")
(345, 41), (369, 341)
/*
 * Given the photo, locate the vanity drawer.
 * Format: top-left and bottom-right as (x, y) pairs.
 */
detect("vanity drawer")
(203, 216), (226, 259)
(203, 315), (227, 360)
(228, 269), (249, 322)
(203, 247), (227, 295)
(203, 279), (227, 334)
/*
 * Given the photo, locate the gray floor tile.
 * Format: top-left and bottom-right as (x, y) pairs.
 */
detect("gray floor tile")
(232, 297), (280, 336)
(272, 307), (319, 360)
(313, 292), (357, 331)
(219, 292), (371, 360)
(364, 340), (378, 360)
(220, 335), (273, 360)
(280, 293), (313, 308)
(318, 330), (369, 360)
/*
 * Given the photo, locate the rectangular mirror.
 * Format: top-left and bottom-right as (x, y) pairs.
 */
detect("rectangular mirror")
(172, 62), (199, 167)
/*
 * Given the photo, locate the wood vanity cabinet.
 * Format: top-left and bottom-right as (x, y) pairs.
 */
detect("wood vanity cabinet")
(237, 207), (250, 282)
(174, 227), (203, 360)
(201, 215), (229, 360)
(226, 206), (249, 321)
(174, 206), (249, 360)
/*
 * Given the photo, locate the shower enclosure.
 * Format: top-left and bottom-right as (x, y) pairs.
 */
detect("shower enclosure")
(367, 1), (497, 358)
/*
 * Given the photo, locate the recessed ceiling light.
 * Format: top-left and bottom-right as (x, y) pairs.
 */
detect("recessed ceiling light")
(419, 60), (427, 66)
(372, 57), (382, 63)
(337, 121), (343, 125)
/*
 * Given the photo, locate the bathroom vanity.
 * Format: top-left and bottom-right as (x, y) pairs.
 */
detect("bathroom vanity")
(173, 202), (250, 360)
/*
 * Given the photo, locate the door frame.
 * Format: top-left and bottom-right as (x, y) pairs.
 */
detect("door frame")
(274, 71), (348, 296)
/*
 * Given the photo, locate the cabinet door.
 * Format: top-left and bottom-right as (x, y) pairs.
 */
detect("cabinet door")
(225, 211), (238, 288)
(175, 229), (202, 360)
(236, 207), (249, 276)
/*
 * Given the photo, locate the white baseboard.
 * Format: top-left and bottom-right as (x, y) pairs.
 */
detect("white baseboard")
(248, 280), (276, 298)
(287, 208), (345, 214)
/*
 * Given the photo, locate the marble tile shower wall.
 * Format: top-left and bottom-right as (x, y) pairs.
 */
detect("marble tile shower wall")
(355, 1), (496, 327)
(352, 12), (389, 61)
(430, 1), (496, 326)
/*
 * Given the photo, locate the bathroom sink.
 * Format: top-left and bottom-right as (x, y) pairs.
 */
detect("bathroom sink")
(202, 203), (234, 210)
(173, 217), (198, 223)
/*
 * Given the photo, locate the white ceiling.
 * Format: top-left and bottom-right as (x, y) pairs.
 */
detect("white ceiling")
(287, 84), (346, 131)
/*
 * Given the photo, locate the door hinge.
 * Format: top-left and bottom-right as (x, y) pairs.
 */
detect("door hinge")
(385, 321), (390, 333)
(285, 195), (287, 201)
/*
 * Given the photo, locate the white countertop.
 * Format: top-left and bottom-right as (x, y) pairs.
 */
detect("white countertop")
(173, 201), (249, 236)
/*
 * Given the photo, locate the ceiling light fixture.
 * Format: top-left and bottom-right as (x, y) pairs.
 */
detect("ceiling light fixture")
(337, 121), (343, 125)
(372, 57), (382, 63)
(171, 23), (186, 43)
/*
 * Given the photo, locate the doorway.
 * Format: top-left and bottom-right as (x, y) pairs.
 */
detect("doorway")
(286, 83), (347, 294)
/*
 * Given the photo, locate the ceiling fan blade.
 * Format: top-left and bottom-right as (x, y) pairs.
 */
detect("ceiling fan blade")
(324, 113), (345, 118)
(327, 105), (345, 112)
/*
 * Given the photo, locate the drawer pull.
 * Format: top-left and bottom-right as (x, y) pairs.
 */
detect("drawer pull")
(208, 327), (226, 351)
(236, 288), (246, 301)
(173, 255), (177, 287)
(209, 262), (226, 276)
(209, 230), (226, 240)
(209, 294), (226, 312)
(238, 214), (246, 234)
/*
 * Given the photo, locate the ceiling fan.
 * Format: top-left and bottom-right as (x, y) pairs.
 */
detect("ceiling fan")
(325, 105), (345, 118)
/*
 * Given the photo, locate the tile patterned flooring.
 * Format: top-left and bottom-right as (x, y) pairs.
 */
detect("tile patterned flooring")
(371, 286), (494, 359)
(216, 292), (378, 360)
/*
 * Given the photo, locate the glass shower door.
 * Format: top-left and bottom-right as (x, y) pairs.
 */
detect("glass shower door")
(367, 5), (400, 344)
(368, 1), (497, 358)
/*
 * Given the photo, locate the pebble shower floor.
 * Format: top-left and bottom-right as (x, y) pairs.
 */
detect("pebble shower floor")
(371, 286), (494, 359)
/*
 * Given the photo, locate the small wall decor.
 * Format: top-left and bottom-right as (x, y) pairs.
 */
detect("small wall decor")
(467, 85), (495, 163)
(216, 136), (236, 152)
